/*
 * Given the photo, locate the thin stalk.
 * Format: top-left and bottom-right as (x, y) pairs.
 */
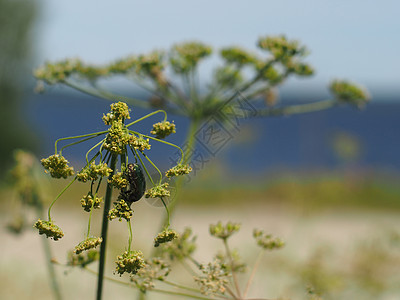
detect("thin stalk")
(140, 152), (163, 184)
(127, 220), (133, 252)
(129, 130), (185, 165)
(55, 131), (106, 153)
(48, 177), (76, 221)
(159, 197), (170, 228)
(256, 99), (338, 117)
(96, 154), (118, 300)
(34, 198), (62, 300)
(223, 239), (242, 299)
(64, 79), (151, 110)
(86, 267), (216, 300)
(59, 134), (104, 154)
(161, 280), (201, 294)
(126, 110), (167, 127)
(243, 250), (265, 298)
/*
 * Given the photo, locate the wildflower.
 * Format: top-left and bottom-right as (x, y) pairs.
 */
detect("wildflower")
(34, 219), (64, 241)
(154, 229), (179, 247)
(194, 260), (230, 295)
(41, 154), (74, 179)
(77, 162), (112, 182)
(215, 249), (246, 273)
(102, 101), (131, 125)
(257, 35), (307, 61)
(161, 227), (197, 260)
(74, 237), (103, 254)
(103, 122), (130, 154)
(80, 193), (102, 212)
(115, 250), (145, 276)
(150, 121), (176, 139)
(329, 80), (369, 108)
(108, 198), (133, 221)
(209, 221), (241, 240)
(253, 229), (285, 250)
(109, 171), (128, 189)
(165, 164), (192, 178)
(128, 134), (151, 151)
(220, 46), (257, 66)
(170, 42), (212, 74)
(145, 183), (170, 199)
(130, 258), (170, 292)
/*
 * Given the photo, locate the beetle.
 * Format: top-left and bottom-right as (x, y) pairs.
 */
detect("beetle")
(119, 163), (146, 206)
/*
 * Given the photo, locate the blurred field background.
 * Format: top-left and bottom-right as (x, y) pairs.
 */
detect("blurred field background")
(1, 0), (400, 299)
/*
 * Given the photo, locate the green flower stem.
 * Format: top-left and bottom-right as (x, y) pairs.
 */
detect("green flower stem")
(126, 109), (167, 127)
(161, 280), (202, 294)
(64, 79), (152, 110)
(223, 239), (242, 299)
(55, 131), (106, 154)
(159, 197), (170, 228)
(132, 148), (155, 185)
(243, 250), (265, 298)
(129, 130), (185, 165)
(59, 134), (104, 154)
(255, 99), (338, 117)
(85, 139), (106, 164)
(85, 267), (217, 300)
(34, 196), (62, 300)
(140, 152), (163, 184)
(48, 177), (77, 221)
(127, 219), (133, 252)
(96, 154), (117, 300)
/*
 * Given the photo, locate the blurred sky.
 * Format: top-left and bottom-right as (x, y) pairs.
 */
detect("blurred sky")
(35, 0), (399, 97)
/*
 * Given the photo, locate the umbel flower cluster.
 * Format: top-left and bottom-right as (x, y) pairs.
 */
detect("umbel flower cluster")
(35, 35), (369, 126)
(34, 101), (191, 276)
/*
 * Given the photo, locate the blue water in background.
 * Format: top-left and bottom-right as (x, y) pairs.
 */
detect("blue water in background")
(26, 90), (400, 175)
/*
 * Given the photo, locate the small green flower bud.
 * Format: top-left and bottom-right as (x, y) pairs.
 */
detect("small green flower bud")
(150, 121), (176, 139)
(154, 229), (179, 247)
(108, 198), (133, 221)
(165, 164), (192, 178)
(109, 171), (128, 189)
(253, 229), (285, 250)
(74, 237), (103, 254)
(80, 193), (102, 212)
(41, 154), (74, 179)
(115, 250), (145, 276)
(77, 162), (112, 182)
(128, 134), (151, 151)
(329, 80), (370, 108)
(220, 47), (257, 66)
(170, 42), (212, 74)
(102, 102), (131, 125)
(209, 221), (241, 240)
(145, 183), (170, 199)
(34, 219), (64, 241)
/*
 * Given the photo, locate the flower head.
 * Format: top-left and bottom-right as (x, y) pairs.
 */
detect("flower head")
(77, 162), (112, 182)
(108, 198), (133, 221)
(194, 260), (230, 295)
(253, 229), (285, 250)
(102, 102), (131, 125)
(209, 221), (241, 240)
(165, 164), (192, 178)
(115, 250), (145, 276)
(41, 154), (74, 179)
(80, 193), (102, 212)
(34, 219), (64, 241)
(150, 121), (176, 139)
(74, 237), (103, 254)
(145, 183), (170, 199)
(154, 229), (179, 247)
